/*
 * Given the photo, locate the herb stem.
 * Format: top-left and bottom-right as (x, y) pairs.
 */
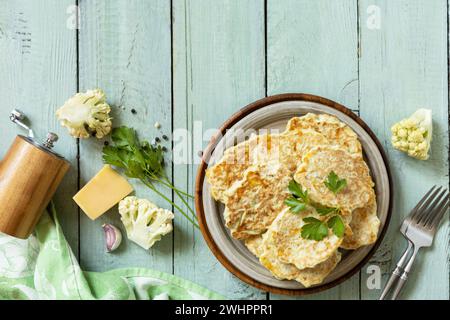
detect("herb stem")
(161, 175), (195, 199)
(141, 179), (200, 229)
(172, 187), (197, 219)
(144, 170), (195, 199)
(146, 176), (197, 220)
(143, 172), (197, 220)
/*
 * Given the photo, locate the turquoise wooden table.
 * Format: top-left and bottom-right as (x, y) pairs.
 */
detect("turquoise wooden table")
(0, 0), (448, 300)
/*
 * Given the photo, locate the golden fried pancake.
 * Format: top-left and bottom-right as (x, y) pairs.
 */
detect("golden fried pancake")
(259, 221), (342, 288)
(244, 235), (264, 258)
(341, 195), (380, 250)
(263, 207), (342, 269)
(294, 145), (374, 212)
(285, 113), (362, 155)
(224, 163), (292, 239)
(279, 129), (330, 172)
(206, 134), (283, 203)
(293, 251), (341, 288)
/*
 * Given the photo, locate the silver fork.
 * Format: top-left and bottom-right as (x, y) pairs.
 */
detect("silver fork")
(379, 185), (449, 300)
(379, 186), (438, 300)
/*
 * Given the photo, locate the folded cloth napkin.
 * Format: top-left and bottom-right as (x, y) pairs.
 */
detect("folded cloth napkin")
(0, 205), (224, 300)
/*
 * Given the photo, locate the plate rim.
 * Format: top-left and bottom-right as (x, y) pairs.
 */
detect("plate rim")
(195, 93), (393, 296)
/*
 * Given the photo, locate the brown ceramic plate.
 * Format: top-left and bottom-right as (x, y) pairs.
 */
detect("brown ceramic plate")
(195, 94), (393, 295)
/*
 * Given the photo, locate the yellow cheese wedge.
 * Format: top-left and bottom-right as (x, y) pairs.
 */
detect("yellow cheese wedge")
(73, 165), (133, 220)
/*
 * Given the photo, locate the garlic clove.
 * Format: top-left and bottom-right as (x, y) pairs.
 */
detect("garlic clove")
(102, 223), (122, 252)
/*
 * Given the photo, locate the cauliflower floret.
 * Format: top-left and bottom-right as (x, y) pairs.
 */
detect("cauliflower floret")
(118, 196), (174, 250)
(56, 89), (112, 139)
(391, 108), (432, 160)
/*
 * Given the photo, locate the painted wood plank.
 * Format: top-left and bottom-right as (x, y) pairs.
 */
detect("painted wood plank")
(0, 0), (79, 255)
(267, 0), (360, 299)
(172, 0), (267, 299)
(359, 0), (449, 300)
(77, 0), (173, 272)
(267, 0), (359, 111)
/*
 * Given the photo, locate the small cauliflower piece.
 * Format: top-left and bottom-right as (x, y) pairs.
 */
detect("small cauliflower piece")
(391, 108), (432, 160)
(56, 89), (112, 139)
(118, 196), (174, 250)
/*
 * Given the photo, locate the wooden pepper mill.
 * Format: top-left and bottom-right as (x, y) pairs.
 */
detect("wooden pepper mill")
(0, 110), (70, 239)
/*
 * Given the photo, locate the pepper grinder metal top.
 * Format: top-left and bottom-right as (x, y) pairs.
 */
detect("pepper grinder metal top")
(9, 109), (63, 157)
(42, 132), (59, 149)
(10, 109), (34, 138)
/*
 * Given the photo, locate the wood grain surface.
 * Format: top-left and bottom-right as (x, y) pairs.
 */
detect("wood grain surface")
(358, 0), (449, 300)
(0, 0), (448, 300)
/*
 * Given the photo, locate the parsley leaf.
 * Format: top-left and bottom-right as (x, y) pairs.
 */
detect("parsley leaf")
(314, 203), (340, 216)
(286, 180), (310, 214)
(327, 215), (345, 238)
(284, 197), (307, 213)
(102, 145), (127, 168)
(124, 159), (145, 179)
(324, 171), (347, 194)
(288, 180), (309, 203)
(303, 217), (320, 223)
(301, 217), (328, 241)
(111, 126), (138, 151)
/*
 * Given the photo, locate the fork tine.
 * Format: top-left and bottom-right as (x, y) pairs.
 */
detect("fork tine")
(409, 185), (436, 218)
(401, 186), (436, 230)
(419, 188), (448, 226)
(427, 194), (449, 230)
(410, 186), (442, 222)
(421, 189), (448, 224)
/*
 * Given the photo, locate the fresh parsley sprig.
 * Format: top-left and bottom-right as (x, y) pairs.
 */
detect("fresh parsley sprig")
(103, 126), (199, 229)
(284, 198), (307, 213)
(301, 215), (345, 241)
(327, 215), (345, 238)
(285, 179), (345, 241)
(285, 180), (339, 215)
(301, 217), (328, 241)
(314, 203), (340, 216)
(324, 171), (347, 194)
(288, 179), (308, 203)
(284, 180), (309, 213)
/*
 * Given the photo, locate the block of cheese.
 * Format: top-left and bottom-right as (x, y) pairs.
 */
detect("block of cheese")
(73, 165), (133, 220)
